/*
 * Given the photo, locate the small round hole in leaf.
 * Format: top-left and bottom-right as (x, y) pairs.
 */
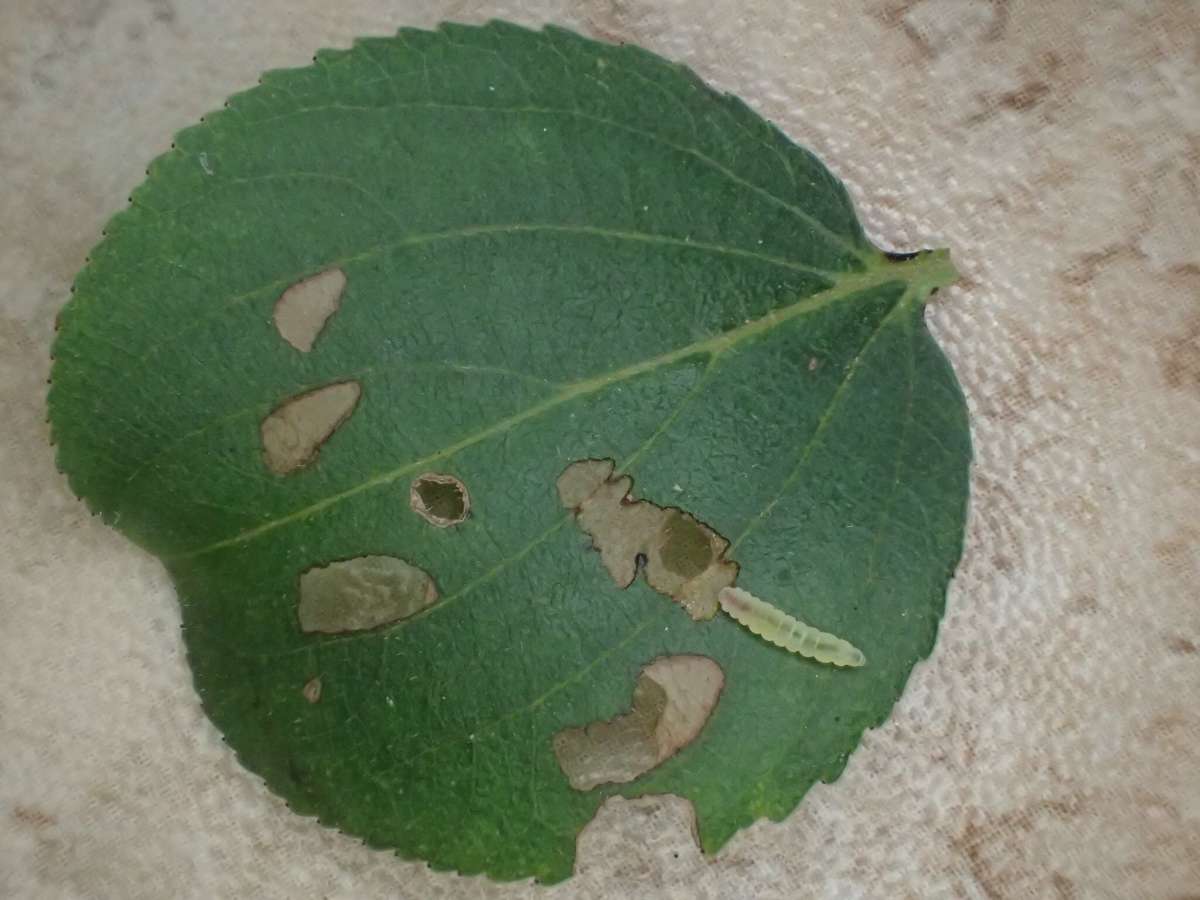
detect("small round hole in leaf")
(410, 472), (470, 527)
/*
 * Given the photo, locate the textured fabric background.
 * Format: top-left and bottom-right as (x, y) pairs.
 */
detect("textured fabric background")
(2, 1), (1197, 897)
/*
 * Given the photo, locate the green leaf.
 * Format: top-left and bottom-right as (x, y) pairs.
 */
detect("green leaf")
(48, 21), (970, 883)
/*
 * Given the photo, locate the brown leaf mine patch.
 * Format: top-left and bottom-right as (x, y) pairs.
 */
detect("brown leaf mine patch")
(273, 267), (346, 352)
(410, 472), (471, 527)
(302, 676), (322, 703)
(297, 555), (438, 634)
(557, 459), (737, 620)
(553, 655), (724, 791)
(261, 380), (361, 475)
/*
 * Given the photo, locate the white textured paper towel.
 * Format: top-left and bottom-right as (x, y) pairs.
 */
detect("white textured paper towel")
(2, 1), (1197, 897)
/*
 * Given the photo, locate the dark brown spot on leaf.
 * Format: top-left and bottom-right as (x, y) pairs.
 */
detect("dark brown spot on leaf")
(297, 555), (438, 633)
(410, 472), (470, 527)
(261, 380), (360, 475)
(553, 655), (724, 790)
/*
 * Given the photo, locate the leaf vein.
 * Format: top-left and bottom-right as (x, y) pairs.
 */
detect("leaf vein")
(242, 98), (868, 263)
(128, 221), (840, 368)
(174, 266), (917, 560)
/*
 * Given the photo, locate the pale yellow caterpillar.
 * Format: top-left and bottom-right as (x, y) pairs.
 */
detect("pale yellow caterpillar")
(718, 586), (866, 668)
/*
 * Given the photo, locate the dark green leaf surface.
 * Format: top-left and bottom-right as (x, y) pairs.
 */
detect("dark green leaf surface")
(49, 22), (970, 882)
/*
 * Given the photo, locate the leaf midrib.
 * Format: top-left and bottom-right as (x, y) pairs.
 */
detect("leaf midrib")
(173, 252), (954, 561)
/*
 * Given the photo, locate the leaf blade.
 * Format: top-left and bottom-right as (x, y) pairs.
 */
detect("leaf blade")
(49, 22), (969, 883)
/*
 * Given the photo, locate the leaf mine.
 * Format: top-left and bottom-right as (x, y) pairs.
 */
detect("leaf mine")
(552, 655), (724, 790)
(557, 459), (737, 620)
(273, 267), (346, 352)
(297, 555), (438, 634)
(260, 380), (361, 476)
(410, 472), (471, 527)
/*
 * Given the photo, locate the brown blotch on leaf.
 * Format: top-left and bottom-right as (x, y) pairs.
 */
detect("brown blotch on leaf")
(273, 267), (346, 352)
(302, 676), (322, 703)
(261, 380), (361, 475)
(297, 555), (438, 634)
(410, 472), (471, 527)
(553, 655), (724, 791)
(557, 459), (737, 620)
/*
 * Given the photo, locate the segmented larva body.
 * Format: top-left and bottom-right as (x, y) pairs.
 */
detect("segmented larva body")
(718, 587), (866, 668)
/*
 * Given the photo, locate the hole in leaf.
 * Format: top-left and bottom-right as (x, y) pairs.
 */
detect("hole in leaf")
(410, 472), (471, 527)
(557, 459), (737, 620)
(553, 655), (724, 791)
(297, 555), (438, 633)
(273, 267), (346, 352)
(261, 380), (360, 475)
